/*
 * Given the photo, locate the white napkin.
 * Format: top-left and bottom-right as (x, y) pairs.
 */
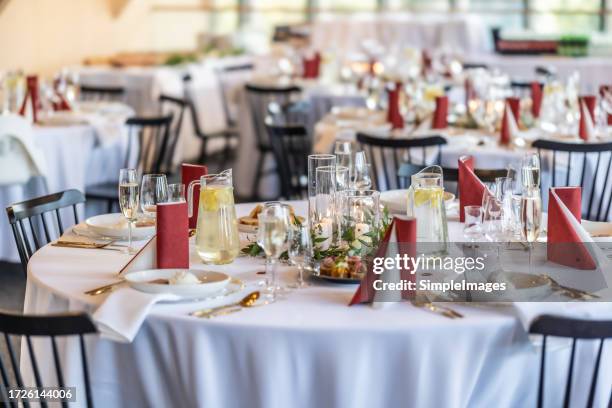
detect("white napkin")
(93, 287), (179, 343)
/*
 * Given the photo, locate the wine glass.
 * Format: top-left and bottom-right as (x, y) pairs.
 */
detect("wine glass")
(334, 141), (353, 177)
(288, 222), (312, 288)
(521, 152), (541, 190)
(118, 169), (139, 254)
(140, 174), (168, 217)
(463, 205), (484, 245)
(257, 203), (291, 300)
(167, 183), (185, 203)
(352, 151), (372, 190)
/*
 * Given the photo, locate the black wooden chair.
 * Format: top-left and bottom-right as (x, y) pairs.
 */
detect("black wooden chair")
(529, 315), (612, 408)
(80, 85), (126, 103)
(159, 94), (188, 175)
(86, 115), (174, 212)
(183, 75), (239, 164)
(6, 189), (85, 276)
(245, 83), (304, 200)
(397, 163), (510, 192)
(0, 309), (97, 407)
(356, 133), (447, 191)
(532, 139), (612, 221)
(266, 123), (310, 199)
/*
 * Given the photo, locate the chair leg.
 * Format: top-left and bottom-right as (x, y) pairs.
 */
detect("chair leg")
(251, 151), (266, 201)
(198, 139), (208, 164)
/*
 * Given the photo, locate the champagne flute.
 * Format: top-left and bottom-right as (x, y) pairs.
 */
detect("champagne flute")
(520, 188), (542, 272)
(288, 222), (312, 288)
(257, 204), (291, 300)
(521, 152), (541, 190)
(140, 174), (168, 217)
(118, 169), (139, 254)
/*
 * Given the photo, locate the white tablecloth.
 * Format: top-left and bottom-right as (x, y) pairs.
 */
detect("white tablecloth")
(0, 123), (128, 262)
(22, 202), (612, 408)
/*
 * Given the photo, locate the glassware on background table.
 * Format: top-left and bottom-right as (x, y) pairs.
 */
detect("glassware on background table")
(167, 183), (185, 203)
(334, 141), (353, 178)
(308, 154), (337, 222)
(257, 204), (291, 300)
(288, 222), (312, 288)
(521, 153), (541, 190)
(482, 183), (503, 242)
(140, 174), (168, 217)
(118, 168), (139, 254)
(463, 205), (484, 244)
(187, 169), (240, 265)
(352, 151), (372, 190)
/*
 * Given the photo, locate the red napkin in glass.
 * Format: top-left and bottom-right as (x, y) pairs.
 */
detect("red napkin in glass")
(432, 96), (448, 129)
(182, 163), (208, 229)
(302, 52), (321, 79)
(458, 156), (488, 222)
(386, 82), (404, 130)
(19, 75), (40, 123)
(349, 217), (417, 305)
(547, 187), (596, 270)
(156, 202), (189, 269)
(599, 86), (612, 125)
(579, 95), (596, 141)
(500, 97), (520, 146)
(531, 82), (543, 118)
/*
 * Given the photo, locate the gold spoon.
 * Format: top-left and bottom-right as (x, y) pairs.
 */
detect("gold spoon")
(84, 279), (126, 296)
(191, 291), (260, 318)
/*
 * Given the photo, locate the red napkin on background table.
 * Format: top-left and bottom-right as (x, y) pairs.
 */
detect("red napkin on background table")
(182, 163), (208, 229)
(458, 156), (488, 223)
(531, 82), (543, 118)
(547, 187), (596, 270)
(156, 202), (189, 269)
(579, 95), (596, 141)
(19, 75), (40, 123)
(432, 96), (448, 129)
(500, 97), (520, 146)
(349, 217), (417, 305)
(302, 52), (321, 79)
(386, 82), (404, 130)
(599, 86), (612, 125)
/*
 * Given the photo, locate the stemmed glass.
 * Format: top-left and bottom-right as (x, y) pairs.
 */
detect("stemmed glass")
(288, 222), (312, 288)
(352, 151), (372, 190)
(118, 169), (139, 254)
(334, 141), (353, 178)
(257, 203), (291, 300)
(521, 153), (541, 190)
(520, 188), (542, 271)
(463, 206), (484, 246)
(140, 174), (168, 217)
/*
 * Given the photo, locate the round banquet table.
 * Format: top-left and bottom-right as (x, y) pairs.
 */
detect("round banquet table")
(23, 201), (612, 408)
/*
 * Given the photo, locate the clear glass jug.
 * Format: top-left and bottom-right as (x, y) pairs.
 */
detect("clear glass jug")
(187, 169), (240, 264)
(406, 166), (448, 252)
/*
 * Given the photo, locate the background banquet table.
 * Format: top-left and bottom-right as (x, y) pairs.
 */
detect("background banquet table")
(0, 122), (129, 262)
(23, 201), (612, 408)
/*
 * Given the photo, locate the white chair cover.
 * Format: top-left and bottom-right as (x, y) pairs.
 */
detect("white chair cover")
(0, 114), (47, 186)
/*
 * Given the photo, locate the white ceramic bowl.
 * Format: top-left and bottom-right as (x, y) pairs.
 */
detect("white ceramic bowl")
(85, 213), (155, 240)
(124, 269), (230, 299)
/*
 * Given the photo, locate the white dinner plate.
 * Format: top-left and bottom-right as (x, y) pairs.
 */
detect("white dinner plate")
(85, 213), (155, 240)
(380, 189), (455, 215)
(124, 269), (231, 299)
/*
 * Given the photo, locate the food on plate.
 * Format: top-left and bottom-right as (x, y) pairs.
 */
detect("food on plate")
(319, 255), (365, 279)
(135, 217), (156, 228)
(239, 204), (304, 227)
(168, 270), (201, 285)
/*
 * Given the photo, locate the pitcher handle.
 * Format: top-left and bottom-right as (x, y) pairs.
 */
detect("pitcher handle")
(187, 179), (200, 218)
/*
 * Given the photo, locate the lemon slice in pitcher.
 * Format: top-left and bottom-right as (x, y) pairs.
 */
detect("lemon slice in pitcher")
(414, 187), (444, 208)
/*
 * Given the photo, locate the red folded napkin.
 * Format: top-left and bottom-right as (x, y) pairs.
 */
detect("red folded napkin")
(156, 202), (189, 269)
(182, 163), (208, 229)
(349, 217), (417, 305)
(531, 82), (543, 118)
(432, 96), (448, 129)
(547, 187), (596, 270)
(579, 95), (596, 141)
(458, 156), (488, 222)
(302, 52), (321, 79)
(19, 75), (40, 123)
(500, 97), (520, 146)
(599, 86), (612, 125)
(387, 82), (404, 130)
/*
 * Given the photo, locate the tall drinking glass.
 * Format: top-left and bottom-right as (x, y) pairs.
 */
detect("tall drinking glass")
(313, 165), (338, 250)
(257, 204), (291, 300)
(308, 154), (336, 221)
(521, 152), (541, 190)
(288, 223), (312, 288)
(140, 174), (168, 217)
(118, 169), (139, 254)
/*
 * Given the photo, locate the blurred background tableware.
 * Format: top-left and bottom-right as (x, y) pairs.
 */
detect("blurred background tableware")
(118, 168), (139, 254)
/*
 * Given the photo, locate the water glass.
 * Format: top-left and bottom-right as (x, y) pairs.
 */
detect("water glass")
(463, 205), (484, 243)
(257, 203), (291, 300)
(334, 141), (353, 178)
(352, 151), (372, 190)
(118, 168), (139, 254)
(167, 183), (185, 203)
(140, 174), (168, 217)
(308, 154), (337, 221)
(288, 223), (312, 288)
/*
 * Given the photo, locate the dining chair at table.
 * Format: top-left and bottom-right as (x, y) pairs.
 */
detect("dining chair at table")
(183, 75), (239, 164)
(266, 123), (310, 200)
(532, 139), (612, 221)
(529, 315), (612, 408)
(79, 85), (126, 103)
(356, 133), (447, 191)
(86, 115), (174, 212)
(0, 309), (98, 408)
(245, 83), (305, 200)
(5, 189), (85, 276)
(159, 94), (188, 174)
(397, 163), (510, 192)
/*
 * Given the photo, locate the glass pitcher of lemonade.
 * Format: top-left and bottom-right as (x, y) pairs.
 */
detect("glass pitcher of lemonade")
(187, 169), (240, 264)
(406, 166), (448, 252)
